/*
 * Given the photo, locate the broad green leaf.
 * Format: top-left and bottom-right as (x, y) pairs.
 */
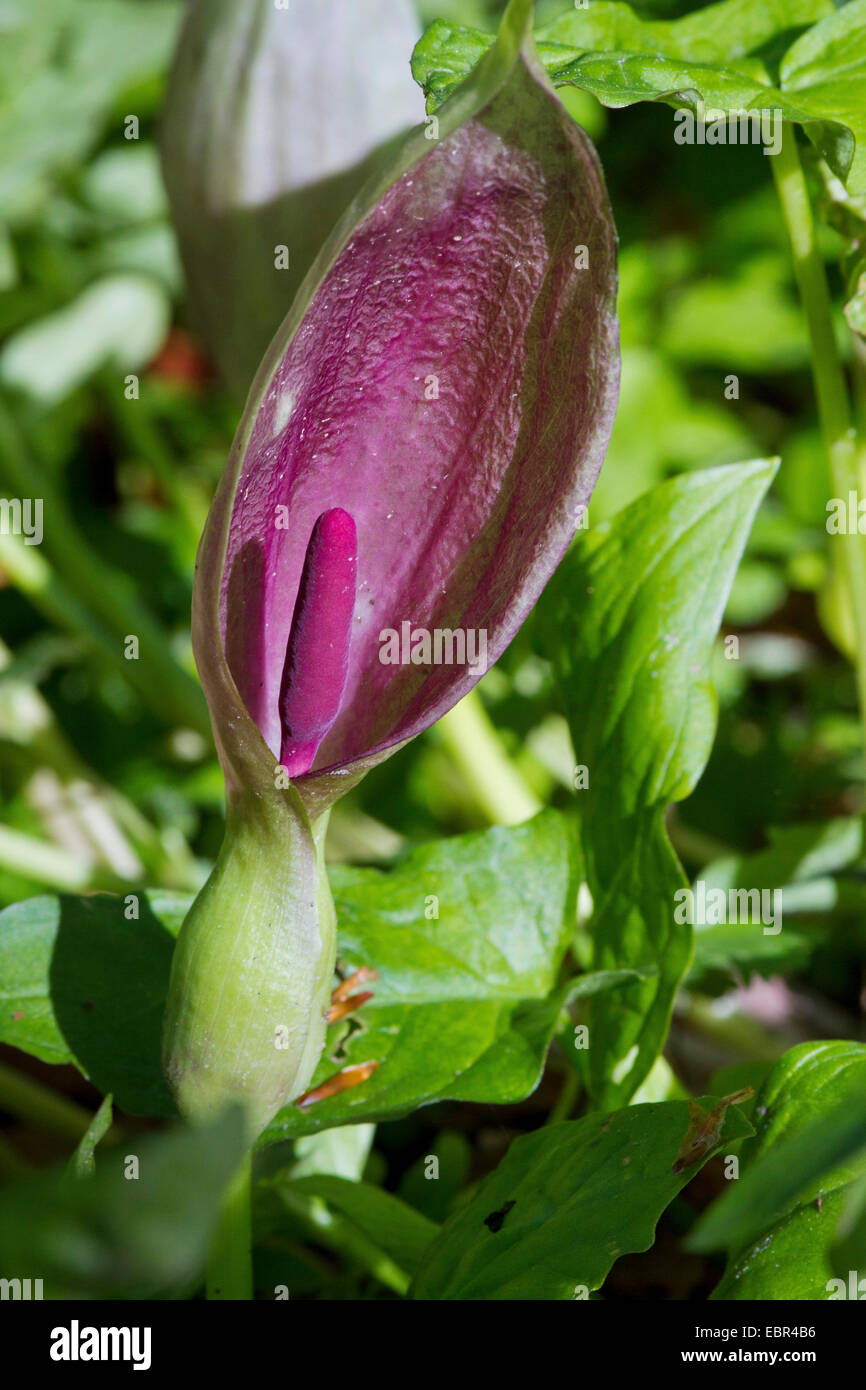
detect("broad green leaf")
(541, 0), (832, 65)
(548, 461), (779, 836)
(0, 889), (185, 1114)
(690, 1042), (866, 1298)
(410, 1096), (753, 1300)
(541, 460), (777, 1106)
(329, 812), (577, 1005)
(260, 823), (642, 1144)
(69, 1093), (113, 1179)
(711, 1188), (850, 1299)
(0, 815), (640, 1133)
(413, 0), (832, 109)
(281, 1176), (439, 1277)
(261, 811), (576, 1140)
(740, 1040), (866, 1181)
(0, 1107), (245, 1298)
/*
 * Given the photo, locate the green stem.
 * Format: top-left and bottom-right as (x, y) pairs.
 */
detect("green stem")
(771, 127), (866, 751)
(206, 1153), (253, 1300)
(0, 824), (131, 893)
(546, 1066), (581, 1125)
(0, 1061), (95, 1142)
(437, 689), (542, 825)
(275, 1188), (411, 1295)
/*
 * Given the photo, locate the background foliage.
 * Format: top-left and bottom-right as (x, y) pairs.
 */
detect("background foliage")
(1, 0), (865, 1301)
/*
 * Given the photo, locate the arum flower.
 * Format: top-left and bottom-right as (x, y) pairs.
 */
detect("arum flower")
(162, 0), (619, 1140)
(160, 0), (421, 397)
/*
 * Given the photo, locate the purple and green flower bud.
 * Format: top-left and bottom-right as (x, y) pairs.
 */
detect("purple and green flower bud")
(160, 0), (422, 398)
(162, 0), (620, 1140)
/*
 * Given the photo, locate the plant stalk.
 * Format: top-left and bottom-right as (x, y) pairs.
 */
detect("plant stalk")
(771, 126), (866, 753)
(206, 1152), (253, 1300)
(437, 689), (542, 825)
(0, 1061), (96, 1142)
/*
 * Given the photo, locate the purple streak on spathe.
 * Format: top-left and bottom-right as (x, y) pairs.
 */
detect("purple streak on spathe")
(278, 507), (357, 776)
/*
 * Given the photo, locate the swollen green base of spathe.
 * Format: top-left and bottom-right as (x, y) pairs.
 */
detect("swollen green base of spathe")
(161, 791), (335, 1142)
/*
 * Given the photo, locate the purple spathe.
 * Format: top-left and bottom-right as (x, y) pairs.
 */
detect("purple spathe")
(197, 35), (619, 816)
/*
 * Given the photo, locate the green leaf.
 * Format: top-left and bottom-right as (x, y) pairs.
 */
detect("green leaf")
(329, 811), (577, 1005)
(0, 889), (185, 1115)
(540, 0), (833, 65)
(281, 1176), (439, 1278)
(410, 20), (493, 111)
(831, 1174), (866, 1283)
(412, 0), (862, 188)
(0, 1107), (245, 1298)
(260, 815), (611, 1144)
(690, 1042), (866, 1298)
(69, 1093), (113, 1179)
(413, 0), (832, 109)
(745, 1040), (866, 1172)
(541, 460), (777, 1106)
(711, 1188), (851, 1299)
(410, 1096), (753, 1300)
(780, 0), (866, 197)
